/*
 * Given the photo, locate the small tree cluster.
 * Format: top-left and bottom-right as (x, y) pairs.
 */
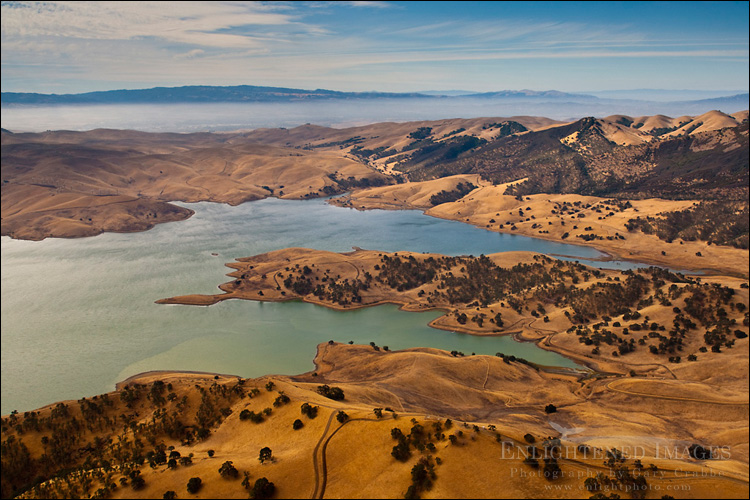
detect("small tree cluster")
(404, 456), (437, 499)
(317, 385), (345, 400)
(300, 403), (319, 419)
(250, 477), (276, 499)
(239, 409), (265, 423)
(186, 477), (202, 494)
(218, 460), (239, 479)
(258, 447), (273, 464)
(273, 392), (290, 407)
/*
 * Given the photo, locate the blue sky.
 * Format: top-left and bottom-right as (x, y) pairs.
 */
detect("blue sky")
(1, 1), (748, 94)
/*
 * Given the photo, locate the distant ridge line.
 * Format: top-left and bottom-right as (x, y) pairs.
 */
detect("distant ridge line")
(0, 85), (621, 104)
(2, 85), (747, 108)
(1, 85), (434, 104)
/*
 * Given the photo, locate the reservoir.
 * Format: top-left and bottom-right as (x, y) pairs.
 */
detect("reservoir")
(3, 197), (624, 415)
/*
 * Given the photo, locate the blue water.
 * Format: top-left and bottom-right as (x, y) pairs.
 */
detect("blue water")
(2, 197), (616, 415)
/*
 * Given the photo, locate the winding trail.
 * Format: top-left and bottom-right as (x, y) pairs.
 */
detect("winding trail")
(310, 410), (337, 499)
(311, 416), (380, 499)
(605, 380), (749, 406)
(482, 358), (491, 389)
(344, 261), (361, 281)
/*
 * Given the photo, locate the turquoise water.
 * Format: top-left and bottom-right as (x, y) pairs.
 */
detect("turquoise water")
(2, 198), (615, 415)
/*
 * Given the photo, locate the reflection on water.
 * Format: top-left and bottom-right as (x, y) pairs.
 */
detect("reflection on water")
(3, 197), (612, 414)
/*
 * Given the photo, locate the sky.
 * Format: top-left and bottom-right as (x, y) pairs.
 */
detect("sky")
(1, 1), (748, 94)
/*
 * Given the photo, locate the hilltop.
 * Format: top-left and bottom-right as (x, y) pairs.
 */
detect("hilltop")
(235, 110), (748, 203)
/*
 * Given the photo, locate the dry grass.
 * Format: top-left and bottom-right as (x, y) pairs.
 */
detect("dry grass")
(1, 130), (383, 240)
(5, 344), (748, 499)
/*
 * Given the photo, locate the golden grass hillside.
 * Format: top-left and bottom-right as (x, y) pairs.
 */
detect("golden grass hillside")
(241, 111), (746, 164)
(329, 174), (488, 211)
(2, 343), (748, 499)
(1, 130), (386, 240)
(329, 176), (748, 277)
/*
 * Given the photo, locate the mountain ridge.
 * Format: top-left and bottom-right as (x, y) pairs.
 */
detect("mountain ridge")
(3, 84), (746, 107)
(0, 84), (433, 104)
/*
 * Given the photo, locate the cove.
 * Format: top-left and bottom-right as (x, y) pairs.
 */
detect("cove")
(2, 197), (625, 415)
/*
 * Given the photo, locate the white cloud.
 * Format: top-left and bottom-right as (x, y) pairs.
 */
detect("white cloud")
(1, 1), (306, 48)
(340, 1), (393, 8)
(174, 49), (206, 59)
(1, 1), (746, 94)
(306, 1), (394, 9)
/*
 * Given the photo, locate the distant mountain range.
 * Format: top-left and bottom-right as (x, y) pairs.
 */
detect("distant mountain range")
(0, 85), (431, 104)
(460, 89), (598, 100)
(3, 84), (746, 108)
(585, 89), (750, 102)
(678, 93), (750, 108)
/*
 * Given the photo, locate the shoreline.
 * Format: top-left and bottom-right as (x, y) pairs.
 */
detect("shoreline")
(114, 369), (244, 391)
(157, 290), (601, 372)
(4, 190), (745, 277)
(154, 245), (748, 387)
(112, 340), (592, 393)
(422, 208), (747, 278)
(327, 177), (748, 278)
(156, 244), (749, 363)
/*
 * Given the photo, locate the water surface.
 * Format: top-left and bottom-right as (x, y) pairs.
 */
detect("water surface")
(3, 198), (613, 414)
